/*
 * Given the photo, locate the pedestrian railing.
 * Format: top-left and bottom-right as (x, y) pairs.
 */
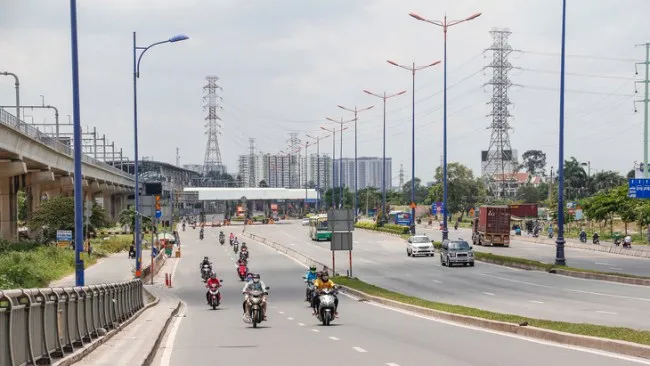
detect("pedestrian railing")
(0, 280), (144, 366)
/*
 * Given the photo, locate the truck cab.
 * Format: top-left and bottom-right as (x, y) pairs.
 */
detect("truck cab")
(472, 205), (510, 247)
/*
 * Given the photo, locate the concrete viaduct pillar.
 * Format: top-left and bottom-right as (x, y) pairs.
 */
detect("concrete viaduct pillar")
(0, 161), (27, 240)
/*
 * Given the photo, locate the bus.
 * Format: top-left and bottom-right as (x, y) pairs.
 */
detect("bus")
(309, 214), (332, 241)
(389, 210), (411, 226)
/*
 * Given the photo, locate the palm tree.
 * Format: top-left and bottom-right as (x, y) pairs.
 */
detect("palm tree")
(563, 157), (588, 199)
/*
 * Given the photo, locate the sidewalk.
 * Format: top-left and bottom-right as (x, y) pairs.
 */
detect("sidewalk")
(66, 257), (181, 366)
(50, 249), (152, 287)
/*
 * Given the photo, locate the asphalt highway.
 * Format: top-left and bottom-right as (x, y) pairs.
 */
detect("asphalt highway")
(416, 225), (650, 277)
(238, 221), (650, 330)
(159, 227), (650, 366)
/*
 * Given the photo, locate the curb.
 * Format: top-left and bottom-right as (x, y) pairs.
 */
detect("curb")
(53, 286), (161, 366)
(244, 231), (650, 358)
(142, 301), (183, 366)
(515, 235), (650, 259)
(339, 285), (650, 360)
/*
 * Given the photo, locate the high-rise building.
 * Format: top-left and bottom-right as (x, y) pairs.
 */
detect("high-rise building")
(305, 154), (332, 190)
(333, 157), (391, 190)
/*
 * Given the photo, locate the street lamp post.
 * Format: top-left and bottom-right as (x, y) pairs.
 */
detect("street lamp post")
(307, 134), (327, 212)
(0, 71), (20, 123)
(555, 0), (567, 266)
(338, 104), (374, 219)
(326, 117), (354, 208)
(363, 89), (406, 220)
(133, 32), (188, 277)
(69, 0), (84, 286)
(410, 10), (481, 241)
(387, 59), (441, 233)
(321, 126), (349, 208)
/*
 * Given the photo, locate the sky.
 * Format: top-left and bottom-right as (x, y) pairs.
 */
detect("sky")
(1, 0), (649, 186)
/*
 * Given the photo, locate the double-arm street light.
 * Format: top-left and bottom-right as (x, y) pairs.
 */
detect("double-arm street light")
(409, 10), (481, 241)
(306, 134), (329, 212)
(363, 89), (406, 220)
(337, 104), (374, 219)
(133, 32), (189, 277)
(387, 59), (441, 233)
(320, 125), (349, 208)
(326, 117), (354, 208)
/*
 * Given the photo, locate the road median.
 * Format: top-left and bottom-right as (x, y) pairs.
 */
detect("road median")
(335, 276), (650, 359)
(243, 230), (650, 358)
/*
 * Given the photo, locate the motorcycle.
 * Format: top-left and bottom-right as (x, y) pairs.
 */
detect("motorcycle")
(238, 265), (248, 281)
(201, 264), (212, 282)
(200, 231), (204, 240)
(303, 277), (315, 302)
(245, 288), (269, 328)
(315, 287), (338, 326)
(579, 233), (587, 243)
(234, 243), (239, 254)
(128, 246), (136, 259)
(593, 235), (600, 244)
(182, 224), (186, 232)
(623, 242), (632, 249)
(230, 238), (234, 246)
(219, 237), (225, 245)
(240, 249), (249, 260)
(208, 283), (222, 310)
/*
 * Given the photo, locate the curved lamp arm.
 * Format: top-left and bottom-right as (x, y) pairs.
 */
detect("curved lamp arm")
(135, 34), (189, 78)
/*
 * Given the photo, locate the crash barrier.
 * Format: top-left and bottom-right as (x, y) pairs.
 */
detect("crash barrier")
(0, 280), (144, 366)
(140, 248), (168, 283)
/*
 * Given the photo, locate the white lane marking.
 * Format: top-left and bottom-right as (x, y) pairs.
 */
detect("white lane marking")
(595, 262), (611, 266)
(353, 346), (368, 353)
(528, 300), (544, 304)
(159, 302), (186, 366)
(279, 311), (285, 314)
(608, 267), (623, 271)
(297, 323), (305, 326)
(311, 329), (320, 332)
(565, 288), (650, 302)
(386, 363), (401, 366)
(290, 243), (296, 246)
(287, 317), (294, 320)
(328, 336), (339, 340)
(482, 292), (495, 296)
(596, 310), (618, 315)
(432, 279), (442, 284)
(349, 296), (650, 365)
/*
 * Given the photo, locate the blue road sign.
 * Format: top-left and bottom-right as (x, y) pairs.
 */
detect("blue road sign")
(628, 178), (650, 198)
(155, 209), (162, 218)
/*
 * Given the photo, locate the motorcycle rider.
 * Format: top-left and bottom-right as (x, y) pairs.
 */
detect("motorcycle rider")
(219, 231), (225, 241)
(199, 227), (204, 239)
(242, 274), (268, 320)
(304, 265), (318, 301)
(229, 232), (235, 244)
(311, 271), (338, 317)
(241, 242), (248, 251)
(237, 258), (248, 277)
(593, 232), (600, 244)
(624, 235), (632, 248)
(200, 256), (211, 269)
(579, 229), (587, 242)
(205, 272), (222, 304)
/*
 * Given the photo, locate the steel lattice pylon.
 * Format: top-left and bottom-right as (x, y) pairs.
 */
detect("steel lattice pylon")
(203, 76), (224, 175)
(482, 28), (517, 197)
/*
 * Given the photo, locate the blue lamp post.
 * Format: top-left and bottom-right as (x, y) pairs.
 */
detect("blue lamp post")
(555, 0), (567, 266)
(387, 59), (441, 233)
(409, 11), (481, 240)
(133, 32), (188, 277)
(69, 0), (84, 286)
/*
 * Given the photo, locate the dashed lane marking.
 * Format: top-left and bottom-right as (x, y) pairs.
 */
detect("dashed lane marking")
(279, 311), (285, 314)
(482, 292), (495, 296)
(596, 310), (618, 315)
(353, 346), (368, 353)
(528, 300), (544, 304)
(287, 317), (294, 320)
(297, 323), (305, 326)
(386, 363), (401, 366)
(328, 336), (339, 341)
(311, 329), (320, 332)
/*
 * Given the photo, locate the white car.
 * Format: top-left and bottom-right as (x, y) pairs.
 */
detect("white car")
(406, 235), (435, 257)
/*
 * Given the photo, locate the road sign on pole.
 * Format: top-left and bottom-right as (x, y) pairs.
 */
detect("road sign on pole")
(327, 209), (355, 277)
(628, 178), (650, 198)
(155, 210), (162, 218)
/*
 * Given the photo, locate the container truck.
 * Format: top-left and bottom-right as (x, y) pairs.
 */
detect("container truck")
(508, 203), (538, 218)
(472, 205), (511, 247)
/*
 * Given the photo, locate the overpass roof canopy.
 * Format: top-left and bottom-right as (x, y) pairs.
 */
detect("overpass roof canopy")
(184, 187), (319, 201)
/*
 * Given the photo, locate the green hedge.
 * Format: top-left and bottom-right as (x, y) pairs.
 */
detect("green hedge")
(355, 221), (410, 235)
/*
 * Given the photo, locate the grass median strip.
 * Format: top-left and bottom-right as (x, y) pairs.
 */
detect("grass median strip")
(334, 276), (650, 345)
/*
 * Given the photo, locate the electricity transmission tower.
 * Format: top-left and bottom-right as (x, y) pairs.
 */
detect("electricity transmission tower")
(202, 76), (224, 175)
(482, 28), (517, 197)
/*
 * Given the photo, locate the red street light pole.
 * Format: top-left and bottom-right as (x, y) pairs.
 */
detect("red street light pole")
(387, 59), (441, 233)
(409, 10), (481, 241)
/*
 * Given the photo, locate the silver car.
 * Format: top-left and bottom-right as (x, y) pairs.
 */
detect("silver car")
(406, 235), (435, 257)
(440, 239), (475, 267)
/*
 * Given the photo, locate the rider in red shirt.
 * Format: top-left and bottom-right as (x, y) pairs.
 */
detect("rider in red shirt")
(237, 258), (248, 277)
(205, 272), (222, 304)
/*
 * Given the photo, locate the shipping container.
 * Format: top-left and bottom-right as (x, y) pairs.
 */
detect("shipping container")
(508, 203), (538, 218)
(473, 205), (510, 246)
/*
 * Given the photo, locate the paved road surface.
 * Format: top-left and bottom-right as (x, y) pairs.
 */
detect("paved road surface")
(50, 249), (151, 287)
(411, 225), (650, 277)
(159, 226), (650, 366)
(237, 222), (650, 330)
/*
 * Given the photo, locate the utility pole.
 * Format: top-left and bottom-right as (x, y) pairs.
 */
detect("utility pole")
(636, 43), (650, 178)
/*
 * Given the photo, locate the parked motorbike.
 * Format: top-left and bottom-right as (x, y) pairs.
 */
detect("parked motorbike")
(201, 264), (212, 282)
(315, 287), (338, 326)
(208, 283), (222, 310)
(245, 288), (269, 328)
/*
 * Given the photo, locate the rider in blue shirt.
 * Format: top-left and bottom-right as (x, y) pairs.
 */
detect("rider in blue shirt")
(304, 265), (318, 282)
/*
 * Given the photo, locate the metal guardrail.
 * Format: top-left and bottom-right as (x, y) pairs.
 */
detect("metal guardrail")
(0, 280), (144, 366)
(0, 108), (134, 181)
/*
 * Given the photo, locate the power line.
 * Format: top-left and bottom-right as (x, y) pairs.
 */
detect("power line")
(516, 49), (637, 62)
(519, 67), (636, 81)
(518, 84), (635, 97)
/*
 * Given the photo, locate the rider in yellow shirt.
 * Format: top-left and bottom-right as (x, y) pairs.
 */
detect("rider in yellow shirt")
(311, 272), (338, 316)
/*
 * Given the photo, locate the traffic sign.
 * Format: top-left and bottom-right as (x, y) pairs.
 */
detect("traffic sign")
(628, 179), (650, 198)
(155, 210), (162, 218)
(56, 230), (72, 241)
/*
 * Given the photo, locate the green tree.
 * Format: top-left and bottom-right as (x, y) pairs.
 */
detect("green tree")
(118, 209), (152, 240)
(587, 171), (626, 195)
(427, 163), (485, 218)
(17, 190), (27, 222)
(519, 150), (547, 176)
(582, 187), (619, 235)
(28, 196), (108, 242)
(516, 185), (542, 203)
(402, 178), (428, 204)
(563, 157), (588, 199)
